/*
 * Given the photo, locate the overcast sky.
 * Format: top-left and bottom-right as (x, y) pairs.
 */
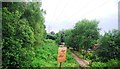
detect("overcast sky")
(42, 0), (120, 35)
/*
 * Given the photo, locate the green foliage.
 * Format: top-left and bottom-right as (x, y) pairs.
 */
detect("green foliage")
(22, 2), (46, 44)
(46, 32), (57, 40)
(57, 19), (100, 50)
(91, 62), (106, 67)
(63, 29), (73, 47)
(96, 30), (120, 61)
(2, 2), (27, 15)
(72, 19), (99, 50)
(2, 2), (46, 68)
(31, 40), (79, 67)
(84, 52), (94, 60)
(106, 59), (119, 67)
(17, 19), (35, 47)
(56, 30), (65, 45)
(62, 50), (79, 67)
(31, 40), (58, 67)
(91, 59), (120, 67)
(73, 50), (97, 62)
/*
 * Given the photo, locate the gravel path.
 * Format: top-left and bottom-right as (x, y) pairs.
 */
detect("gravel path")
(71, 51), (90, 67)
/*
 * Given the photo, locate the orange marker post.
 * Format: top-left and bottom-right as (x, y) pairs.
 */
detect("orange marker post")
(57, 47), (67, 68)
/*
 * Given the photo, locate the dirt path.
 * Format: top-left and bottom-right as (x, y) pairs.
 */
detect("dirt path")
(70, 51), (90, 67)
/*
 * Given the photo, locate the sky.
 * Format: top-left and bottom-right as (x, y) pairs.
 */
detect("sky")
(42, 0), (120, 35)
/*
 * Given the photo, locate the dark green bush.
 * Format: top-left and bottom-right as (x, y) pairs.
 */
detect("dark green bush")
(91, 59), (120, 67)
(2, 2), (45, 68)
(96, 30), (120, 61)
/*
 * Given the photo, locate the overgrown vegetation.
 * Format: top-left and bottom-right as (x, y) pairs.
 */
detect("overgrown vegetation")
(56, 19), (120, 67)
(56, 19), (99, 50)
(96, 30), (120, 62)
(32, 39), (78, 67)
(2, 2), (78, 68)
(2, 1), (120, 68)
(2, 2), (46, 68)
(91, 59), (120, 67)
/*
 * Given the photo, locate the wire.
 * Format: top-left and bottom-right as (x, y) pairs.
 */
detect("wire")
(53, 0), (70, 22)
(68, 0), (94, 21)
(44, 0), (119, 32)
(54, 0), (92, 22)
(71, 0), (110, 22)
(50, 0), (59, 22)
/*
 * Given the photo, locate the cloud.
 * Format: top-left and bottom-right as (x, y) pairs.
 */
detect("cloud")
(42, 0), (119, 34)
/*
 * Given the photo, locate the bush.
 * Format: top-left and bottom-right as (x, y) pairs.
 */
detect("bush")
(2, 2), (46, 68)
(91, 59), (120, 67)
(46, 34), (56, 40)
(84, 52), (94, 60)
(91, 62), (106, 67)
(31, 39), (79, 67)
(96, 30), (120, 61)
(106, 59), (119, 67)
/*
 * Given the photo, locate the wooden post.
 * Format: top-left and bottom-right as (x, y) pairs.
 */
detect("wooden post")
(59, 62), (62, 69)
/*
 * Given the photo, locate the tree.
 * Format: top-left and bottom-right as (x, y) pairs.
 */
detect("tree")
(2, 2), (46, 68)
(50, 31), (55, 35)
(72, 19), (100, 50)
(56, 30), (65, 45)
(61, 19), (100, 51)
(63, 29), (73, 47)
(21, 2), (46, 45)
(46, 31), (56, 40)
(96, 30), (120, 62)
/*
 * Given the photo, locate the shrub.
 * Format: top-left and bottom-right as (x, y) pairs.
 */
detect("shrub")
(91, 59), (120, 67)
(106, 59), (119, 67)
(91, 62), (106, 67)
(96, 30), (120, 61)
(2, 2), (45, 68)
(31, 39), (79, 67)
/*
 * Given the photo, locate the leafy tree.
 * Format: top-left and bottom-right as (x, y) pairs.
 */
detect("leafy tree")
(96, 30), (120, 62)
(64, 29), (73, 46)
(56, 30), (65, 45)
(62, 19), (99, 50)
(72, 19), (99, 50)
(2, 2), (45, 68)
(21, 2), (46, 45)
(50, 31), (55, 35)
(46, 31), (56, 40)
(56, 19), (99, 51)
(2, 2), (30, 67)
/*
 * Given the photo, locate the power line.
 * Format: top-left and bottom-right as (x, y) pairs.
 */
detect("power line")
(53, 0), (70, 22)
(54, 0), (92, 22)
(45, 0), (119, 32)
(68, 0), (93, 21)
(50, 0), (59, 22)
(71, 0), (110, 22)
